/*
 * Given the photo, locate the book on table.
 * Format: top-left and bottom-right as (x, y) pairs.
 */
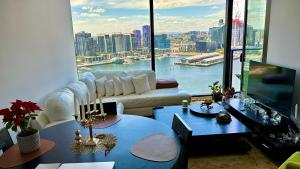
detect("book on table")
(36, 162), (115, 169)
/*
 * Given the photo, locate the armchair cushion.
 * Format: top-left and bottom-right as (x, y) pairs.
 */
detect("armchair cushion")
(45, 88), (75, 123)
(279, 152), (300, 169)
(286, 162), (300, 169)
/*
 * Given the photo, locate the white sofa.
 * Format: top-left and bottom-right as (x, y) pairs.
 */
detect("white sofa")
(31, 83), (124, 130)
(83, 70), (191, 116)
(31, 70), (191, 129)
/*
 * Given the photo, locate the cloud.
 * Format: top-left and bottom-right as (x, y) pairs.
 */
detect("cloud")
(76, 6), (105, 17)
(71, 0), (87, 6)
(71, 0), (225, 9)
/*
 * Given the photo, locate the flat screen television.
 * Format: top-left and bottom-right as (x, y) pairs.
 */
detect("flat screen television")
(247, 61), (296, 118)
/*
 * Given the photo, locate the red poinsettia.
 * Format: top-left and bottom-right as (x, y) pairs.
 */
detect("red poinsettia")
(0, 100), (42, 136)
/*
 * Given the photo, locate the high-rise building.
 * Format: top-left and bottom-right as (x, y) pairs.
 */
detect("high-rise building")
(209, 26), (224, 48)
(232, 19), (244, 47)
(133, 30), (142, 49)
(74, 31), (91, 56)
(112, 33), (125, 53)
(246, 25), (255, 46)
(97, 35), (107, 53)
(123, 34), (132, 51)
(105, 34), (113, 52)
(154, 34), (170, 49)
(142, 25), (151, 48)
(131, 33), (137, 50)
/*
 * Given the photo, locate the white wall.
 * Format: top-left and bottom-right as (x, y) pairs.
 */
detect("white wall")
(267, 0), (300, 121)
(0, 0), (77, 127)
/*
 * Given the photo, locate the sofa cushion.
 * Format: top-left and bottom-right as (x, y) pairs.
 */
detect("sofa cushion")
(95, 76), (107, 97)
(113, 76), (123, 96)
(126, 70), (156, 90)
(80, 77), (96, 100)
(132, 74), (151, 94)
(93, 70), (127, 80)
(105, 79), (114, 97)
(107, 88), (191, 109)
(120, 76), (135, 95)
(45, 88), (75, 123)
(92, 70), (156, 90)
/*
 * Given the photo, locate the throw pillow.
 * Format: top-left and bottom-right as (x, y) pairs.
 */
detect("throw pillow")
(132, 74), (151, 94)
(113, 76), (123, 96)
(120, 76), (135, 95)
(46, 88), (74, 123)
(95, 76), (107, 97)
(105, 79), (114, 97)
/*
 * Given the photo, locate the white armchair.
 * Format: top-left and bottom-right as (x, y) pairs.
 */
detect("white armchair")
(30, 88), (75, 130)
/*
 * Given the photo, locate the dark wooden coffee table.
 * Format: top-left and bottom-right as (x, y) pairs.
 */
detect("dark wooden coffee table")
(153, 103), (251, 142)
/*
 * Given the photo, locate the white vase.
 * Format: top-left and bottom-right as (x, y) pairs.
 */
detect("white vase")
(16, 130), (41, 154)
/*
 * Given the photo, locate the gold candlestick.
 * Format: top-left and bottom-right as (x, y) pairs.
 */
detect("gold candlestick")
(80, 113), (99, 146)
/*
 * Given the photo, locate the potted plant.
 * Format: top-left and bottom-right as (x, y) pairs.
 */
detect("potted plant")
(209, 81), (223, 102)
(223, 87), (235, 99)
(0, 100), (42, 153)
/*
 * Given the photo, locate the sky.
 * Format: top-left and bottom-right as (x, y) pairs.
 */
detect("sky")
(70, 0), (253, 35)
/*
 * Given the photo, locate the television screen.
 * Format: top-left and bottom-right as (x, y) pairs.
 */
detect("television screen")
(247, 61), (296, 117)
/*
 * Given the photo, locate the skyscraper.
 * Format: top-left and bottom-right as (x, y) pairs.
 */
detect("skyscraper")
(123, 34), (132, 51)
(131, 33), (137, 50)
(74, 31), (91, 56)
(112, 33), (125, 53)
(105, 34), (113, 53)
(97, 35), (107, 53)
(142, 25), (151, 49)
(133, 30), (142, 49)
(154, 34), (170, 49)
(209, 26), (224, 48)
(232, 19), (244, 47)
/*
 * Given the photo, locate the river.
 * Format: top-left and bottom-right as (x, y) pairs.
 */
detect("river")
(79, 56), (242, 95)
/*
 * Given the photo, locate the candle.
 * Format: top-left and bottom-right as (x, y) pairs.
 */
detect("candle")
(295, 104), (298, 119)
(98, 96), (105, 115)
(74, 95), (78, 118)
(81, 100), (85, 119)
(87, 97), (91, 115)
(93, 95), (97, 112)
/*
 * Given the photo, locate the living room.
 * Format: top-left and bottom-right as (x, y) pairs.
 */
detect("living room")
(0, 0), (300, 169)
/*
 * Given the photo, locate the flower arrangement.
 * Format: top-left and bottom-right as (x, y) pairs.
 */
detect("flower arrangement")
(0, 100), (42, 137)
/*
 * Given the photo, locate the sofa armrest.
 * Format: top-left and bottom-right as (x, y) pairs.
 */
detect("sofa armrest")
(30, 111), (49, 130)
(156, 79), (179, 89)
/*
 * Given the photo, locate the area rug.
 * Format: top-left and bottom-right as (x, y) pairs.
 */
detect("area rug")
(188, 143), (278, 169)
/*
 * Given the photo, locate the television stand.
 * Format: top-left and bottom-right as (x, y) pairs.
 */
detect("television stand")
(226, 98), (300, 159)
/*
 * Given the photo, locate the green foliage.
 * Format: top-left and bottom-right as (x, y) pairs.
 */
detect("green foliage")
(209, 81), (222, 94)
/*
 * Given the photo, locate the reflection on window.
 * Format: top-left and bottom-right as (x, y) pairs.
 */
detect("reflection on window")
(242, 0), (268, 91)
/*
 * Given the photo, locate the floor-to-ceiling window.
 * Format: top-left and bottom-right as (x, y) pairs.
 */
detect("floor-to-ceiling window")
(231, 0), (245, 91)
(153, 0), (227, 95)
(70, 0), (151, 74)
(70, 0), (269, 95)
